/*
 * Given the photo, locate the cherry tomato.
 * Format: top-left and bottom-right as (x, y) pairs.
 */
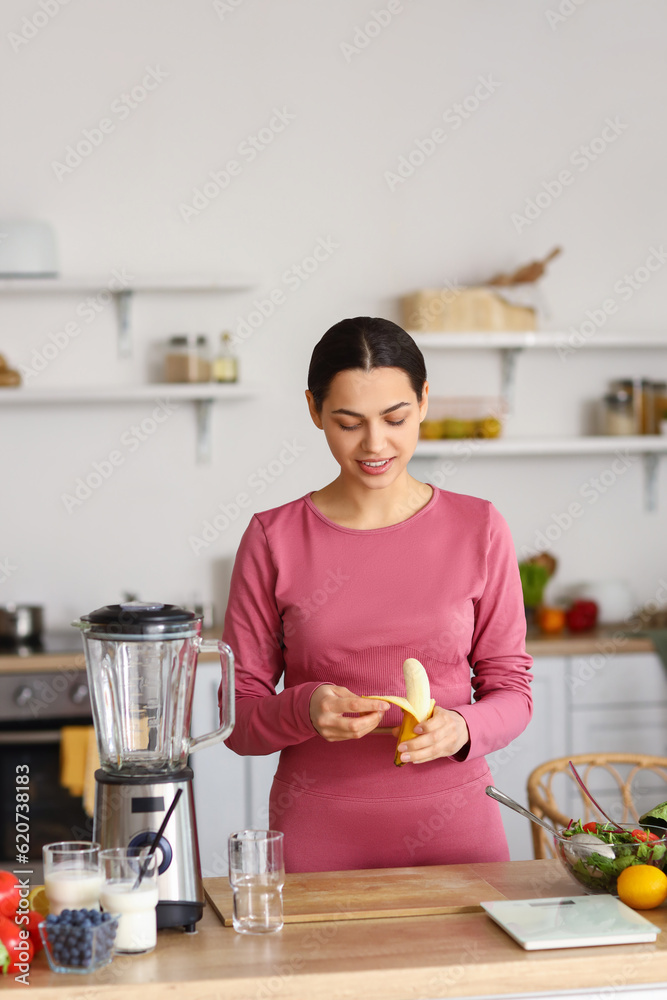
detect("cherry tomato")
(583, 821), (598, 833)
(632, 828), (660, 843)
(0, 915), (34, 973)
(0, 873), (19, 921)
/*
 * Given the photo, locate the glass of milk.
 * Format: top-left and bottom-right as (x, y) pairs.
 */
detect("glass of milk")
(43, 842), (103, 916)
(100, 848), (158, 954)
(228, 830), (284, 934)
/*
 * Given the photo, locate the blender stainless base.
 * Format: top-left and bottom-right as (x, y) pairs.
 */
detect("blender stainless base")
(93, 766), (204, 932)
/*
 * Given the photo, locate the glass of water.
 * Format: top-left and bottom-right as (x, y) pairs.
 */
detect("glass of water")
(228, 830), (284, 934)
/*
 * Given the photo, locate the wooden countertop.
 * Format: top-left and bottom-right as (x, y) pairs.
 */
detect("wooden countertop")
(524, 626), (656, 656)
(0, 627), (659, 675)
(7, 861), (667, 999)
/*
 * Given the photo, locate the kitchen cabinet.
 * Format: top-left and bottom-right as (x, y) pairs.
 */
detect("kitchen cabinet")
(189, 661), (247, 878)
(189, 660), (281, 876)
(487, 656), (569, 860)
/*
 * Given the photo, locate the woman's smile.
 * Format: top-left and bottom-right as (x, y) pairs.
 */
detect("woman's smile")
(357, 457), (396, 475)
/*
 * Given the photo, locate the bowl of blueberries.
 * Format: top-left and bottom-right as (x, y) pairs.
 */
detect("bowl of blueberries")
(39, 908), (119, 974)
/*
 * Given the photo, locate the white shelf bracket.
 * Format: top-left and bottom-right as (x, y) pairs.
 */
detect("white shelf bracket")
(500, 348), (522, 412)
(195, 399), (214, 464)
(115, 291), (133, 358)
(643, 452), (659, 512)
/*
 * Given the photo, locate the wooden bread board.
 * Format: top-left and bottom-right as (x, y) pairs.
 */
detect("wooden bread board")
(203, 863), (506, 926)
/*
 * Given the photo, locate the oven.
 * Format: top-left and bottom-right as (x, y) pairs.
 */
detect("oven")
(0, 633), (94, 863)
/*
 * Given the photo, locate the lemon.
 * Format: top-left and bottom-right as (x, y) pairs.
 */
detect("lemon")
(617, 865), (667, 910)
(28, 885), (49, 917)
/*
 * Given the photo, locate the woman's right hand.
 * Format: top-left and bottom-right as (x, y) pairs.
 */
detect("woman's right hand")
(309, 684), (389, 742)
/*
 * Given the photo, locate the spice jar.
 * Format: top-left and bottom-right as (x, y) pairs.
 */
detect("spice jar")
(640, 379), (655, 433)
(164, 335), (211, 383)
(602, 390), (636, 435)
(195, 335), (211, 382)
(212, 331), (239, 383)
(651, 381), (667, 435)
(609, 378), (642, 433)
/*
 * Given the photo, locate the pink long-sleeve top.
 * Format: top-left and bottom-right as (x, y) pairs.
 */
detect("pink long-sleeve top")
(222, 488), (532, 809)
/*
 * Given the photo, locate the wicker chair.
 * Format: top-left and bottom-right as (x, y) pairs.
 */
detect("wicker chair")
(526, 753), (667, 860)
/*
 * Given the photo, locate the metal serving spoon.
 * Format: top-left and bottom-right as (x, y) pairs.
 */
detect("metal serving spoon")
(485, 786), (559, 838)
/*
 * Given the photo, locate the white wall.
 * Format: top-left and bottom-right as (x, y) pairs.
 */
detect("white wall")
(1, 0), (666, 628)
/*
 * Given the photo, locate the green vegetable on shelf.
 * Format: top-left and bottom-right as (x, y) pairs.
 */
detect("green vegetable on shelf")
(518, 562), (550, 608)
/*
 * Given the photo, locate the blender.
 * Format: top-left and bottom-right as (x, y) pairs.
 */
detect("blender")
(72, 602), (234, 932)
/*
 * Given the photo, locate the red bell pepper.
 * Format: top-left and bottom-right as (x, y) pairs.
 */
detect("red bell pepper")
(566, 600), (598, 633)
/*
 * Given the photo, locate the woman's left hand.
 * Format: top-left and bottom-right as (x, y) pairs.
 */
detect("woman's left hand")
(392, 706), (470, 763)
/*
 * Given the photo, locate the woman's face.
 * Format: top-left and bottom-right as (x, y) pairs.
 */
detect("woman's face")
(306, 367), (428, 489)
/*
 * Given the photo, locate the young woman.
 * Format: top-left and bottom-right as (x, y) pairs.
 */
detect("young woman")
(222, 317), (532, 872)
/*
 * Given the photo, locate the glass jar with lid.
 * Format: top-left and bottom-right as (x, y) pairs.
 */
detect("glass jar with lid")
(609, 378), (642, 433)
(164, 335), (210, 382)
(602, 390), (636, 435)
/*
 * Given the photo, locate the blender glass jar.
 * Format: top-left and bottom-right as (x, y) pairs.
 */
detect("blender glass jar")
(72, 603), (234, 775)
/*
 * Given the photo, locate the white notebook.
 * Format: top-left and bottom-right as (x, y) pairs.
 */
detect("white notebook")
(481, 895), (662, 950)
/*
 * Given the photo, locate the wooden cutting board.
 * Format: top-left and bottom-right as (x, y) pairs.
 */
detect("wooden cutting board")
(203, 863), (506, 925)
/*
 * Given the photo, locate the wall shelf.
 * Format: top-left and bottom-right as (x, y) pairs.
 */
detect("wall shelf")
(410, 330), (667, 408)
(412, 435), (667, 511)
(0, 383), (258, 463)
(0, 273), (257, 357)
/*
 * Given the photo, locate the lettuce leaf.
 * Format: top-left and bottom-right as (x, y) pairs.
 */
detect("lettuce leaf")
(639, 800), (667, 830)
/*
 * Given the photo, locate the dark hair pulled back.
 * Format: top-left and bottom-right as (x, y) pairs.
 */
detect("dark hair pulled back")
(307, 317), (427, 412)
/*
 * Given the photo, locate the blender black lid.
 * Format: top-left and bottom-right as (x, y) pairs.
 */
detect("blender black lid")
(79, 602), (199, 635)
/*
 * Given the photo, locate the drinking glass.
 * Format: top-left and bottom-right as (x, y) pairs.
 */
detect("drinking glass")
(228, 830), (284, 934)
(100, 847), (159, 954)
(43, 842), (103, 915)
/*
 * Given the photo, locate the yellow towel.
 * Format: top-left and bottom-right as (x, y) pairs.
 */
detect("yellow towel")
(60, 727), (99, 816)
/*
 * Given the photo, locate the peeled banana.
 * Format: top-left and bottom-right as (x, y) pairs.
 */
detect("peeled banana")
(364, 657), (435, 766)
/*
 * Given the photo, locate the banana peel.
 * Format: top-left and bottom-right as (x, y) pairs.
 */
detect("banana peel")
(363, 658), (435, 766)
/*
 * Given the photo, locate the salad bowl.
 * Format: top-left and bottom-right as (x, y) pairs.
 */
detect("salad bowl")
(555, 821), (667, 895)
